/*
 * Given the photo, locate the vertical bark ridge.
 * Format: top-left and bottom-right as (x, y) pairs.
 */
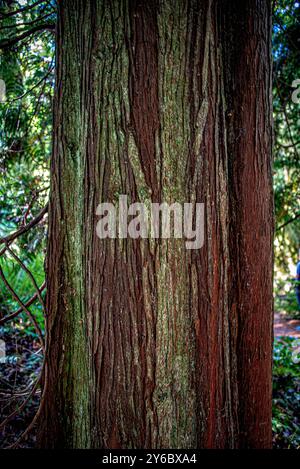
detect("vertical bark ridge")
(221, 0), (274, 448)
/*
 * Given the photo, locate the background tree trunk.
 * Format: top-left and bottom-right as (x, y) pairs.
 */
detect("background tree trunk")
(39, 0), (273, 448)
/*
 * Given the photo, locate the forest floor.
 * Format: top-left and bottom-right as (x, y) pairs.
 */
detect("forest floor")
(0, 328), (41, 448)
(274, 311), (300, 338)
(0, 311), (300, 448)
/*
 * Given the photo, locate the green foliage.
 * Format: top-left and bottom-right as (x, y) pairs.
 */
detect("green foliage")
(0, 249), (45, 334)
(273, 337), (300, 448)
(274, 279), (300, 318)
(0, 1), (54, 335)
(0, 0), (54, 222)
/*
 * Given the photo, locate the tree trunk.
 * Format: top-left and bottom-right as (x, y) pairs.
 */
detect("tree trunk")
(39, 0), (273, 449)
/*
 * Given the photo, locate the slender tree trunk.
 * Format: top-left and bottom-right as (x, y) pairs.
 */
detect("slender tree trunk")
(39, 0), (273, 448)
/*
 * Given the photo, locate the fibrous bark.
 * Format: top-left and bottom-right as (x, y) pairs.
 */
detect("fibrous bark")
(40, 0), (273, 449)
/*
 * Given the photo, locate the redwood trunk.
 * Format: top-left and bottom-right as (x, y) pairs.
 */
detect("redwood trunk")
(40, 0), (273, 448)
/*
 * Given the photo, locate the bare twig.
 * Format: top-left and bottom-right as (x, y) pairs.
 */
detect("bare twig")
(0, 204), (48, 247)
(8, 66), (54, 104)
(0, 0), (47, 19)
(0, 23), (55, 50)
(0, 265), (44, 348)
(0, 282), (46, 325)
(3, 245), (45, 309)
(0, 374), (41, 431)
(22, 187), (49, 225)
(0, 12), (54, 30)
(276, 212), (300, 232)
(6, 362), (48, 448)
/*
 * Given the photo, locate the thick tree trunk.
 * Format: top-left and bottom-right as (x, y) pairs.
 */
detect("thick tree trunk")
(39, 0), (273, 448)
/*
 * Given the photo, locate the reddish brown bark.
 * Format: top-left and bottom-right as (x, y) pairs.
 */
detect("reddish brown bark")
(39, 0), (273, 449)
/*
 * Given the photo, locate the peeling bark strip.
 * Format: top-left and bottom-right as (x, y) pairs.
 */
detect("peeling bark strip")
(39, 0), (273, 448)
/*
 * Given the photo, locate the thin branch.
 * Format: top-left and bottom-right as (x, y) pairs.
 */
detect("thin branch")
(0, 282), (46, 325)
(0, 12), (54, 30)
(6, 353), (49, 449)
(0, 374), (41, 432)
(0, 0), (46, 19)
(0, 203), (48, 246)
(276, 212), (300, 231)
(0, 23), (55, 50)
(0, 376), (40, 397)
(0, 265), (44, 348)
(4, 244), (45, 309)
(21, 187), (50, 226)
(8, 65), (54, 104)
(276, 140), (300, 150)
(6, 369), (46, 448)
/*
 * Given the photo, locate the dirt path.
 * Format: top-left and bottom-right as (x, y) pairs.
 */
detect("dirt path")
(274, 312), (300, 338)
